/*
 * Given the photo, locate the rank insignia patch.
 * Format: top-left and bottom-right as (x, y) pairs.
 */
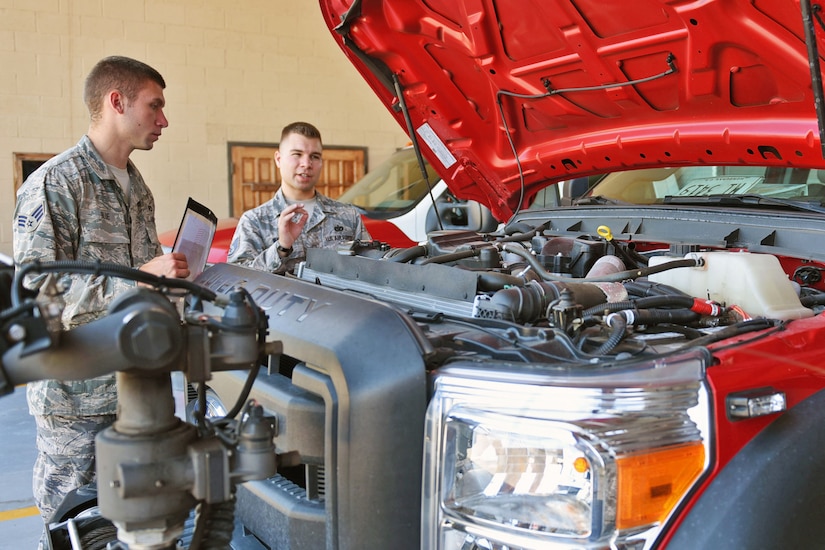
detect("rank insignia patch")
(16, 203), (45, 233)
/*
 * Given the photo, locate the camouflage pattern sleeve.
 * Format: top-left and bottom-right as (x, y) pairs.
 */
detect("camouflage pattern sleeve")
(15, 179), (135, 328)
(227, 208), (286, 273)
(14, 168), (76, 264)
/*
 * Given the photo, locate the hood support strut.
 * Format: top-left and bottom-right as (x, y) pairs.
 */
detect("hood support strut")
(801, 0), (825, 159)
(392, 73), (445, 232)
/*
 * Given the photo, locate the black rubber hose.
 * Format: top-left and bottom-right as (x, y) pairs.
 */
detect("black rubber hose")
(386, 245), (428, 263)
(630, 308), (701, 326)
(584, 307), (699, 327)
(800, 293), (825, 307)
(12, 259), (216, 306)
(476, 271), (527, 291)
(583, 295), (702, 317)
(677, 318), (780, 349)
(591, 313), (627, 355)
(502, 220), (552, 238)
(420, 247), (487, 265)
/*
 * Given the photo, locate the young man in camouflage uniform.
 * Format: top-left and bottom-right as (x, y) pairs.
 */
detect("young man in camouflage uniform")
(13, 56), (190, 526)
(228, 121), (372, 274)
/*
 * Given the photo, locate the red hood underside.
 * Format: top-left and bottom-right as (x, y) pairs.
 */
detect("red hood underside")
(319, 0), (825, 220)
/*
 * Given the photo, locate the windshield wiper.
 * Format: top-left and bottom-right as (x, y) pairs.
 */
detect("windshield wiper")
(662, 194), (825, 214)
(572, 195), (633, 206)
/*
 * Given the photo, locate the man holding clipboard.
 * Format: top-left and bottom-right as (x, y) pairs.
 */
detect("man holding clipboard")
(172, 198), (218, 280)
(12, 56), (191, 530)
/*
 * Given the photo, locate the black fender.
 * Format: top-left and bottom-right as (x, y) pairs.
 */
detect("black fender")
(666, 388), (825, 549)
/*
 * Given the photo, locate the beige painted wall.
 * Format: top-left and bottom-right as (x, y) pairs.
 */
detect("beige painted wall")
(0, 0), (410, 257)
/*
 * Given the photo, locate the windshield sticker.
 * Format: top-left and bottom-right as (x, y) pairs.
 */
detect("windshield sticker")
(416, 123), (457, 169)
(675, 176), (762, 196)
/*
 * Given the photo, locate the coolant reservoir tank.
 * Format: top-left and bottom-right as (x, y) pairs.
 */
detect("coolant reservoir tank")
(648, 251), (812, 320)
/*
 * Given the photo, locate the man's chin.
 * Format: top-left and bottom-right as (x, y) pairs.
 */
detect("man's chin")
(295, 177), (318, 188)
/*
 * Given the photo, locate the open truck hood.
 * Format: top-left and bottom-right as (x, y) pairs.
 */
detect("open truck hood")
(319, 0), (825, 221)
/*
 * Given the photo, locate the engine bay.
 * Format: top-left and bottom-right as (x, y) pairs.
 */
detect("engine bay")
(295, 211), (825, 368)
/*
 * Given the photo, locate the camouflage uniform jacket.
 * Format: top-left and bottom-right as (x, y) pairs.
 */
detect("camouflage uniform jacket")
(13, 135), (162, 417)
(228, 189), (372, 273)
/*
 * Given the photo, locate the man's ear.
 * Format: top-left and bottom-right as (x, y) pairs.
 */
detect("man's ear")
(108, 90), (126, 114)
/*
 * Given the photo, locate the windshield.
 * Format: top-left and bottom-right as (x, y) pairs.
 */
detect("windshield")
(587, 166), (825, 205)
(339, 147), (441, 213)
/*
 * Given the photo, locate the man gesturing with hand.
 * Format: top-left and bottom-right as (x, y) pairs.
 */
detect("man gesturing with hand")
(228, 121), (371, 274)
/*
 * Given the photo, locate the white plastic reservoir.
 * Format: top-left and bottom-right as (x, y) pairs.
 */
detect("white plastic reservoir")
(648, 251), (813, 320)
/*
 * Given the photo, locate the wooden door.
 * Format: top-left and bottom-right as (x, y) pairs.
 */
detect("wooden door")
(230, 144), (366, 217)
(231, 145), (280, 217)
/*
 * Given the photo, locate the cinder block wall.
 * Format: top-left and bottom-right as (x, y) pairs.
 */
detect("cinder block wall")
(0, 0), (410, 256)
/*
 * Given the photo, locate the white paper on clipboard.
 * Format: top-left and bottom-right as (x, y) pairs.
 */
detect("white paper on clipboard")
(172, 198), (217, 280)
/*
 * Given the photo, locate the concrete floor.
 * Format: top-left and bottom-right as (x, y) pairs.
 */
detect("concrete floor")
(0, 387), (45, 549)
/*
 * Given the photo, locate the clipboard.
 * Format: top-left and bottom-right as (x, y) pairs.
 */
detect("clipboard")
(172, 197), (218, 280)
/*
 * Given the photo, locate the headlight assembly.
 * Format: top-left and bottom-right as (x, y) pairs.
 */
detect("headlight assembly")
(443, 411), (605, 538)
(423, 349), (710, 550)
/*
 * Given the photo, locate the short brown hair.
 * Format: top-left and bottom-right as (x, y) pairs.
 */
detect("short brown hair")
(281, 121), (323, 146)
(84, 56), (166, 122)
